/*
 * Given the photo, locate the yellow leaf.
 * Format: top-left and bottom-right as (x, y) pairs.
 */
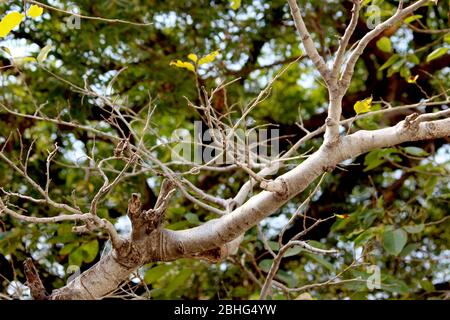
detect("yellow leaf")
(169, 60), (196, 73)
(230, 0), (241, 10)
(28, 5), (44, 18)
(187, 53), (198, 63)
(0, 12), (25, 38)
(407, 75), (419, 84)
(13, 56), (36, 66)
(22, 56), (37, 62)
(353, 96), (373, 115)
(334, 213), (350, 219)
(88, 183), (94, 193)
(198, 50), (219, 65)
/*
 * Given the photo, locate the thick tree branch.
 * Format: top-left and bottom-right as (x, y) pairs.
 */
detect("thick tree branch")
(46, 113), (449, 299)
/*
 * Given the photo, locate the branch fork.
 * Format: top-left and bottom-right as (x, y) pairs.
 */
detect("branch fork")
(128, 179), (176, 241)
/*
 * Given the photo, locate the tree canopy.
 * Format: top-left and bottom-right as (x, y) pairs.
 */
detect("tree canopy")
(0, 0), (449, 300)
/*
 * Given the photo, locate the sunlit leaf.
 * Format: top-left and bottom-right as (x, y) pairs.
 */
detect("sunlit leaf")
(376, 37), (392, 53)
(144, 264), (172, 284)
(187, 53), (198, 63)
(445, 33), (450, 44)
(0, 12), (25, 38)
(28, 4), (44, 18)
(354, 96), (373, 114)
(198, 50), (219, 65)
(404, 14), (422, 24)
(379, 55), (399, 72)
(426, 47), (448, 62)
(169, 59), (196, 73)
(230, 0), (241, 10)
(13, 56), (37, 66)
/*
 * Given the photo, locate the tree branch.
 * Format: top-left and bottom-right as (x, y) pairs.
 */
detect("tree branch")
(287, 0), (330, 83)
(340, 0), (430, 92)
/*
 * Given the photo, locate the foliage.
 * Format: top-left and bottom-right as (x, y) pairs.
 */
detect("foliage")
(0, 0), (449, 300)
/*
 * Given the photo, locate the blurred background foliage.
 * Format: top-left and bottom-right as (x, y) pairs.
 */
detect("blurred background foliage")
(0, 0), (449, 300)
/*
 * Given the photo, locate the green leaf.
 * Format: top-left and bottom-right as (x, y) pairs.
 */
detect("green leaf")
(59, 242), (78, 255)
(354, 227), (379, 248)
(306, 240), (326, 249)
(304, 253), (335, 272)
(383, 228), (408, 256)
(166, 269), (192, 295)
(419, 280), (435, 292)
(381, 277), (410, 294)
(277, 270), (298, 287)
(404, 14), (422, 24)
(184, 213), (200, 225)
(400, 243), (417, 257)
(364, 148), (398, 171)
(424, 176), (438, 197)
(258, 259), (273, 272)
(68, 247), (84, 266)
(144, 264), (172, 284)
(284, 247), (302, 257)
(445, 33), (450, 44)
(267, 241), (280, 252)
(379, 54), (399, 71)
(406, 54), (420, 65)
(387, 59), (405, 77)
(400, 66), (411, 79)
(403, 224), (424, 234)
(426, 47), (449, 62)
(403, 146), (429, 157)
(80, 240), (99, 263)
(376, 37), (392, 53)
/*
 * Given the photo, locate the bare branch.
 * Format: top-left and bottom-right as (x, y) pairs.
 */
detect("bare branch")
(287, 0), (330, 83)
(331, 0), (361, 85)
(340, 0), (430, 92)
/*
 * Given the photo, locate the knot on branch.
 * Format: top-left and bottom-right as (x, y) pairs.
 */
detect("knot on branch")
(325, 117), (338, 127)
(187, 234), (244, 262)
(114, 240), (143, 267)
(114, 136), (131, 158)
(403, 112), (420, 130)
(23, 258), (48, 300)
(260, 178), (289, 201)
(128, 180), (176, 241)
(72, 217), (96, 234)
